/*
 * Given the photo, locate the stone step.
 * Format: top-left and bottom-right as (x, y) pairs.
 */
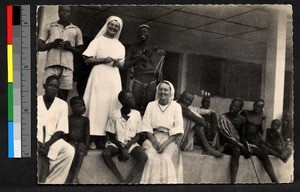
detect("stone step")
(77, 148), (293, 184)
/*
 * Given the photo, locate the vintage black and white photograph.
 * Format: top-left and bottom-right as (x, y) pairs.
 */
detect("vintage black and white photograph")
(36, 4), (294, 184)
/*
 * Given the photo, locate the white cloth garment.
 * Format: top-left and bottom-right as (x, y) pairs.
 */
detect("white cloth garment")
(45, 139), (75, 184)
(140, 81), (184, 184)
(141, 131), (183, 184)
(141, 100), (184, 136)
(106, 109), (142, 153)
(180, 106), (204, 151)
(82, 16), (125, 136)
(37, 96), (75, 184)
(37, 96), (69, 143)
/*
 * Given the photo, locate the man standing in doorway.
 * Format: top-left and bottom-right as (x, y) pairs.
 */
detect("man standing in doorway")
(124, 24), (165, 114)
(38, 6), (83, 101)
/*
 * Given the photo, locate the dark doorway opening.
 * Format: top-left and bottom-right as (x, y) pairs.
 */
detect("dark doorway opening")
(163, 51), (180, 98)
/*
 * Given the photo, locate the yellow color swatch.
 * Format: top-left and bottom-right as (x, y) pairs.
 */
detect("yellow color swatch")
(7, 45), (13, 82)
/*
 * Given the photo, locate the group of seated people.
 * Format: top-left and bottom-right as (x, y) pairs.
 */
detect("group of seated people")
(36, 5), (294, 185)
(37, 75), (293, 184)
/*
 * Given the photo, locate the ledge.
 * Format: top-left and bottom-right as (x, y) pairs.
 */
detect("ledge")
(77, 147), (293, 184)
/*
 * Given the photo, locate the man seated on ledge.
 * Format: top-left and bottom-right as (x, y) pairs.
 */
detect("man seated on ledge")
(241, 99), (282, 158)
(218, 98), (278, 183)
(177, 91), (222, 158)
(37, 75), (75, 184)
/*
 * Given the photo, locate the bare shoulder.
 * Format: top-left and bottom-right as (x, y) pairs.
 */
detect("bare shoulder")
(237, 114), (246, 122)
(240, 110), (250, 116)
(83, 116), (89, 122)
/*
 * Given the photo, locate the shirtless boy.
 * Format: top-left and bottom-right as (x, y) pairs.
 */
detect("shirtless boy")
(65, 96), (90, 183)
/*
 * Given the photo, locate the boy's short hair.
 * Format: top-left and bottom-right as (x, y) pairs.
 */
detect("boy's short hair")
(201, 96), (210, 102)
(178, 91), (193, 103)
(45, 75), (59, 85)
(254, 98), (265, 105)
(70, 96), (84, 108)
(272, 119), (281, 124)
(118, 90), (131, 102)
(232, 97), (244, 108)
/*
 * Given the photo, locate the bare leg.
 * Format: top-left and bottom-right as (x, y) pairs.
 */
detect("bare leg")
(133, 74), (157, 114)
(210, 112), (218, 142)
(226, 144), (240, 183)
(252, 147), (278, 183)
(193, 125), (223, 157)
(66, 143), (86, 184)
(144, 82), (157, 109)
(125, 146), (148, 183)
(102, 145), (125, 183)
(259, 143), (280, 157)
(38, 154), (50, 183)
(280, 146), (293, 163)
(132, 81), (144, 113)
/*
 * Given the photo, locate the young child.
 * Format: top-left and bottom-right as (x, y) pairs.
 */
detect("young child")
(65, 96), (90, 183)
(102, 90), (148, 183)
(266, 119), (293, 163)
(198, 96), (219, 148)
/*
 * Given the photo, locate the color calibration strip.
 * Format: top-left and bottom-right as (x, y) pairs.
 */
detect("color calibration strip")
(7, 5), (31, 158)
(7, 5), (16, 158)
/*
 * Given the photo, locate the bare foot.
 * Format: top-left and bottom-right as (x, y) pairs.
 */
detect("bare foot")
(119, 178), (126, 184)
(73, 177), (79, 184)
(202, 149), (223, 158)
(89, 142), (97, 150)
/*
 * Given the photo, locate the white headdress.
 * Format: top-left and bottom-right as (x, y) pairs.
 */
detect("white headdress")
(95, 16), (123, 39)
(155, 80), (175, 103)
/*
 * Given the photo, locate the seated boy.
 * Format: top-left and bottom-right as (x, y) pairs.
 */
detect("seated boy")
(197, 96), (219, 148)
(102, 90), (148, 183)
(65, 96), (90, 183)
(266, 119), (293, 163)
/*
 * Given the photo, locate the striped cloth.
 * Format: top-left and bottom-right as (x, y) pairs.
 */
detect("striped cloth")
(218, 114), (240, 142)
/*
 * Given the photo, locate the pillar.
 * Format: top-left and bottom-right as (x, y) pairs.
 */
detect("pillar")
(261, 10), (287, 127)
(178, 53), (189, 95)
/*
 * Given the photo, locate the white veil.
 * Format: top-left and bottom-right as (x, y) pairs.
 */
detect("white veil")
(95, 16), (123, 39)
(155, 80), (175, 102)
